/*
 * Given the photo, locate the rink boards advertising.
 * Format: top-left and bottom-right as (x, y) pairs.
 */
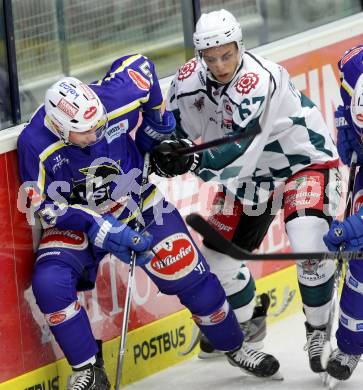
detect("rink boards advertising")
(0, 14), (362, 389)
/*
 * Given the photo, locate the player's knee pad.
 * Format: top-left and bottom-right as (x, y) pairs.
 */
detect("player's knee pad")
(32, 260), (78, 313)
(178, 273), (243, 351)
(286, 215), (331, 254)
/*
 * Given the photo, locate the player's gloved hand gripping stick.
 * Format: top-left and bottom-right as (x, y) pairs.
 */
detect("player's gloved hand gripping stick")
(151, 126), (261, 177)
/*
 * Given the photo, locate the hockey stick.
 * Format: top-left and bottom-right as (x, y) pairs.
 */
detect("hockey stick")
(115, 153), (151, 390)
(186, 213), (363, 261)
(321, 151), (358, 370)
(166, 126), (261, 157)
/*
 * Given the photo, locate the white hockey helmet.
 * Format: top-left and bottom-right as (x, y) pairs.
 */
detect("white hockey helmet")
(193, 9), (244, 53)
(351, 73), (363, 136)
(44, 76), (107, 145)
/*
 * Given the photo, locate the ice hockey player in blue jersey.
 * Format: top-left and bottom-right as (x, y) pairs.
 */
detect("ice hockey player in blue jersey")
(17, 54), (280, 390)
(152, 9), (341, 378)
(323, 45), (363, 386)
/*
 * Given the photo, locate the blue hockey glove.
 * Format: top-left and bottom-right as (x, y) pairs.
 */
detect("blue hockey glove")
(335, 106), (363, 166)
(88, 215), (153, 265)
(323, 208), (363, 252)
(151, 138), (202, 178)
(135, 110), (176, 155)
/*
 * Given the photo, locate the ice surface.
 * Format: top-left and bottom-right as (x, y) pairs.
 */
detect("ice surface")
(126, 312), (363, 390)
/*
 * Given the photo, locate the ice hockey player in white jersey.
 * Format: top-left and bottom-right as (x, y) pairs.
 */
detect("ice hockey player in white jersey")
(323, 45), (363, 388)
(151, 9), (341, 377)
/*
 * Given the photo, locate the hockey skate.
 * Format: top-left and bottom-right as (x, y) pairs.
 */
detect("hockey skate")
(198, 293), (270, 359)
(225, 342), (282, 379)
(304, 322), (327, 373)
(68, 342), (110, 390)
(325, 348), (361, 389)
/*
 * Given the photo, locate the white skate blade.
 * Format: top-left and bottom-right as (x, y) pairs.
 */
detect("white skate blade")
(270, 371), (284, 381)
(198, 350), (223, 359)
(327, 375), (341, 390)
(197, 342), (264, 359)
(319, 372), (328, 385)
(238, 369), (284, 381)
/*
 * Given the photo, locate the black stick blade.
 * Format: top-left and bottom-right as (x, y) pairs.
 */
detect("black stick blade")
(186, 213), (361, 261)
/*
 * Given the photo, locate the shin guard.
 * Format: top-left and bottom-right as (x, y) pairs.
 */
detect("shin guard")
(178, 273), (243, 351)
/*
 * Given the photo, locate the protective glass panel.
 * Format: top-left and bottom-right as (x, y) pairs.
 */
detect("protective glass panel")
(12, 0), (185, 122)
(10, 0), (363, 125)
(200, 0), (363, 48)
(0, 2), (12, 129)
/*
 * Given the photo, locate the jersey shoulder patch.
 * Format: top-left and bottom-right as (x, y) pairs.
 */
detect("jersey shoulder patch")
(234, 72), (260, 95)
(178, 59), (198, 81)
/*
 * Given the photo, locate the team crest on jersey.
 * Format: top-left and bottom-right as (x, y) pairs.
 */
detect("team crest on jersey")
(145, 233), (199, 280)
(71, 160), (122, 211)
(127, 69), (150, 91)
(178, 59), (197, 80)
(235, 72), (259, 94)
(193, 96), (204, 111)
